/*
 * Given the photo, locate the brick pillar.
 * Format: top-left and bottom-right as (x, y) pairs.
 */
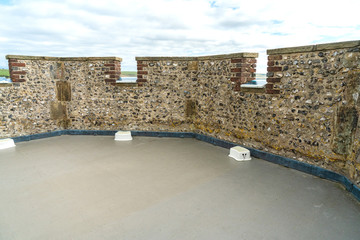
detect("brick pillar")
(7, 58), (27, 82)
(137, 60), (148, 86)
(104, 60), (121, 85)
(266, 55), (282, 94)
(230, 58), (257, 91)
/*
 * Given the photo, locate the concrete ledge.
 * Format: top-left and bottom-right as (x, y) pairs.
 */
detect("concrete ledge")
(0, 138), (15, 149)
(5, 55), (122, 62)
(0, 83), (12, 87)
(8, 129), (360, 202)
(136, 52), (258, 61)
(267, 40), (360, 55)
(113, 83), (138, 87)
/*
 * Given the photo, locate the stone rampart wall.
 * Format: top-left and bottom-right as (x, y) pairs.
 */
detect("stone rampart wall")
(1, 40), (359, 186)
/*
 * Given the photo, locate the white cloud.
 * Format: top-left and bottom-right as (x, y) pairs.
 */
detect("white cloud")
(0, 0), (359, 73)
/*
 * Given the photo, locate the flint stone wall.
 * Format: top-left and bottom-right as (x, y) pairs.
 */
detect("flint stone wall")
(1, 40), (359, 186)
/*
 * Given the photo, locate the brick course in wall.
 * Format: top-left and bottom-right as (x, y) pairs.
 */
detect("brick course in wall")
(8, 58), (27, 82)
(231, 57), (257, 91)
(136, 60), (148, 86)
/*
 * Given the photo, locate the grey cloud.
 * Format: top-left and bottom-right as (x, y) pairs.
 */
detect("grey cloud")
(218, 19), (271, 29)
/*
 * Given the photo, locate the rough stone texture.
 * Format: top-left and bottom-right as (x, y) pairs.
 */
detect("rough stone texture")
(56, 81), (71, 101)
(1, 41), (360, 187)
(263, 44), (360, 186)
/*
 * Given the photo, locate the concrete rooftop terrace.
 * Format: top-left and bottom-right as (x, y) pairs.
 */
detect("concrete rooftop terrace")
(0, 135), (359, 240)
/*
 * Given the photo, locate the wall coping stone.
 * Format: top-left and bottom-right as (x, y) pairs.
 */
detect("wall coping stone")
(267, 40), (360, 55)
(5, 55), (122, 62)
(136, 52), (258, 61)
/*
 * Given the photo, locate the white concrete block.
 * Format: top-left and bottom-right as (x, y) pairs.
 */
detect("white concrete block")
(0, 138), (15, 150)
(115, 131), (132, 141)
(229, 146), (251, 161)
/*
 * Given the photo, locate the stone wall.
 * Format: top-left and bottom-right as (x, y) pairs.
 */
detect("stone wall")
(1, 40), (359, 186)
(1, 53), (257, 138)
(190, 40), (360, 186)
(263, 41), (360, 184)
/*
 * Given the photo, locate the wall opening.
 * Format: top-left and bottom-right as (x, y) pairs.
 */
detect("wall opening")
(241, 53), (266, 88)
(0, 67), (11, 83)
(116, 58), (137, 83)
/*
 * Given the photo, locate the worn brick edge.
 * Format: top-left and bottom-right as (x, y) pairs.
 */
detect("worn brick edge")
(7, 129), (360, 202)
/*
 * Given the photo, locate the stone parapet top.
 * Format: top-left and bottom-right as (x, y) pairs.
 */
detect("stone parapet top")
(267, 40), (360, 55)
(5, 55), (122, 62)
(136, 52), (258, 61)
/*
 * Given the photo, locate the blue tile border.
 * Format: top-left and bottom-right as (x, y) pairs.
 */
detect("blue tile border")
(6, 130), (360, 202)
(131, 131), (195, 138)
(12, 130), (63, 143)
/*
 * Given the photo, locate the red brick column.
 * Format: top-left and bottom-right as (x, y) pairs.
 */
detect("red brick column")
(104, 60), (121, 85)
(137, 60), (148, 86)
(266, 55), (282, 94)
(230, 58), (256, 91)
(8, 58), (27, 82)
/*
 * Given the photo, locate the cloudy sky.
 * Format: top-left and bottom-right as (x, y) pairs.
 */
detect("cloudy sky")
(0, 0), (359, 73)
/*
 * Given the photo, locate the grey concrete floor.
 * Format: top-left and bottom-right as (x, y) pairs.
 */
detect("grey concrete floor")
(0, 136), (359, 240)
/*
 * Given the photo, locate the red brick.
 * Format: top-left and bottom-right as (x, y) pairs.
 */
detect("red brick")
(267, 78), (281, 83)
(231, 68), (241, 72)
(104, 71), (116, 74)
(266, 84), (274, 89)
(268, 55), (282, 60)
(104, 64), (115, 67)
(233, 82), (241, 91)
(231, 59), (244, 63)
(8, 59), (18, 62)
(12, 78), (26, 82)
(137, 78), (147, 82)
(137, 74), (143, 79)
(105, 79), (116, 83)
(138, 71), (148, 75)
(267, 66), (282, 72)
(236, 63), (250, 68)
(137, 66), (144, 71)
(266, 89), (280, 94)
(10, 62), (25, 67)
(230, 77), (240, 82)
(267, 61), (275, 67)
(11, 71), (26, 75)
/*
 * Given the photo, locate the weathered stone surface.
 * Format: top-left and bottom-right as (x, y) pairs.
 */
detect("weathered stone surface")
(185, 100), (196, 118)
(332, 106), (358, 155)
(188, 61), (198, 71)
(56, 81), (71, 101)
(50, 101), (67, 120)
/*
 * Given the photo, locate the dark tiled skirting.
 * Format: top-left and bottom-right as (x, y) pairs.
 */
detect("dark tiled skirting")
(9, 130), (360, 202)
